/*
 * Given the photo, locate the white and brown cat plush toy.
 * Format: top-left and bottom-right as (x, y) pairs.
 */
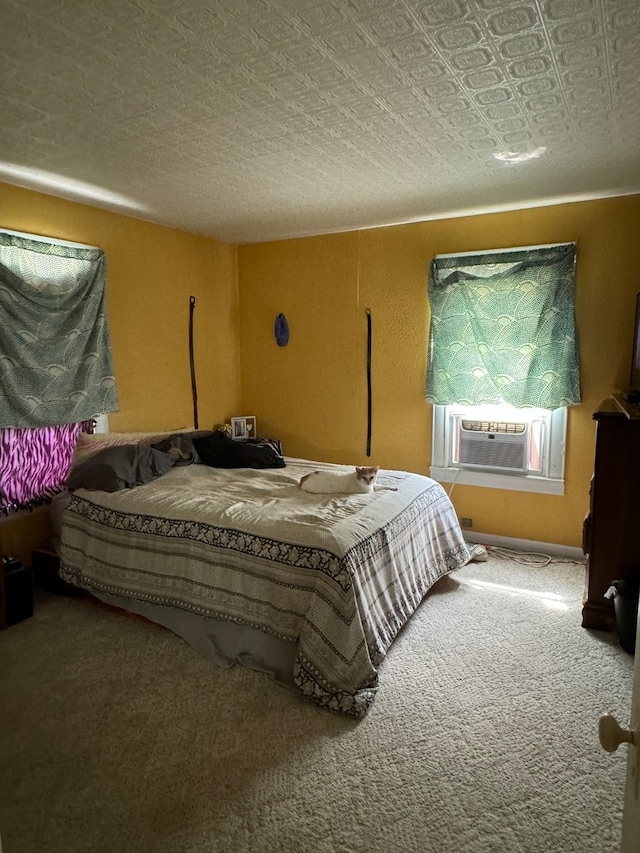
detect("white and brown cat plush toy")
(299, 465), (381, 494)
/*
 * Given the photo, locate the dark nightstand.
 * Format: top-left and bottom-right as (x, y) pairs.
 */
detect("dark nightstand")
(1, 556), (34, 627)
(0, 559), (6, 630)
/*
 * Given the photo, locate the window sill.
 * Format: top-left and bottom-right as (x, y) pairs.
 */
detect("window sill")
(430, 466), (564, 496)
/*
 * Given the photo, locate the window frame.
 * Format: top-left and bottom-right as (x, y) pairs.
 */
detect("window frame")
(430, 404), (567, 495)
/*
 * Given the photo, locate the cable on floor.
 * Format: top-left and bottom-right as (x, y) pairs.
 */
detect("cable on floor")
(483, 544), (584, 568)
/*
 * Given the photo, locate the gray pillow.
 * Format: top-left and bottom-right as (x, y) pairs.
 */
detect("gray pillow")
(150, 432), (199, 466)
(67, 445), (174, 492)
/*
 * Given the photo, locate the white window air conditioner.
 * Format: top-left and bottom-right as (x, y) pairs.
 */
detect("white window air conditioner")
(456, 419), (528, 473)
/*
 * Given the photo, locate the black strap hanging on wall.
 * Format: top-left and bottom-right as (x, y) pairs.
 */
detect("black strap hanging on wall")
(189, 295), (199, 430)
(366, 308), (372, 458)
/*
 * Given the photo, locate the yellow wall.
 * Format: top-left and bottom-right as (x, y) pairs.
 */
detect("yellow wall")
(2, 182), (639, 555)
(238, 195), (640, 549)
(0, 182), (241, 562)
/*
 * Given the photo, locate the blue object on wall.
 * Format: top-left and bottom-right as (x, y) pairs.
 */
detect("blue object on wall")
(274, 313), (289, 347)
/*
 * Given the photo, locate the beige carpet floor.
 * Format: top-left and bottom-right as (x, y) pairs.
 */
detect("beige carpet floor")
(0, 549), (634, 853)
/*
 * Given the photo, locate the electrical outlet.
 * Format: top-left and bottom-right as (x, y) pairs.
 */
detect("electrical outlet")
(460, 517), (473, 528)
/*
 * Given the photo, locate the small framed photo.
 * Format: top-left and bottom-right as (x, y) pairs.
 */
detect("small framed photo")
(231, 416), (257, 441)
(231, 417), (247, 440)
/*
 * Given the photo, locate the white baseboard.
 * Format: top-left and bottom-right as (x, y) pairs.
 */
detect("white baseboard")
(463, 530), (585, 562)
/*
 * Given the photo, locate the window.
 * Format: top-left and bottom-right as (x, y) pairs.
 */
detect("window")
(0, 229), (118, 511)
(426, 243), (579, 495)
(431, 403), (567, 495)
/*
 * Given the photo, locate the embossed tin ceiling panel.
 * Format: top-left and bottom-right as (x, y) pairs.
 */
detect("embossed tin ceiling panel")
(1, 0), (639, 243)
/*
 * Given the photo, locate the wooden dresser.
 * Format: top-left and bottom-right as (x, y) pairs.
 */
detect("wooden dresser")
(582, 396), (640, 630)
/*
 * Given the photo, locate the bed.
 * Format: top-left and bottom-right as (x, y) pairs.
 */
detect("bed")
(57, 432), (470, 717)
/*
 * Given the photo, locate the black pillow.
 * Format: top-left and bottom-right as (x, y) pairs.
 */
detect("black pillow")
(192, 431), (285, 469)
(67, 445), (175, 492)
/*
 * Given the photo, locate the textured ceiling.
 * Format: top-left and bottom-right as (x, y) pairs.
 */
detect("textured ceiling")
(2, 0), (640, 244)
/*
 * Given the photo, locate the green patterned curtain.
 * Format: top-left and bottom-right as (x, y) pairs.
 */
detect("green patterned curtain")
(0, 231), (119, 428)
(425, 243), (580, 409)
